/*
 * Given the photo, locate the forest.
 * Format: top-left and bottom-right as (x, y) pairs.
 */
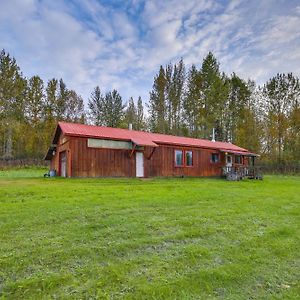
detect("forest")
(0, 49), (299, 167)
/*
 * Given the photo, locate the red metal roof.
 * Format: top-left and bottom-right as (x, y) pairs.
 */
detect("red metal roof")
(219, 149), (259, 156)
(57, 121), (252, 153)
(131, 137), (158, 147)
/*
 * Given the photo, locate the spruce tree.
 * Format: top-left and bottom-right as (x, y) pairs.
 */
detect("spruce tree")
(124, 97), (137, 128)
(200, 52), (228, 140)
(148, 66), (167, 133)
(88, 86), (104, 126)
(182, 64), (203, 137)
(136, 96), (145, 130)
(103, 89), (125, 127)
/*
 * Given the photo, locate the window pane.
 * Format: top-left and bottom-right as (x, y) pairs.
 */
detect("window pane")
(186, 151), (193, 166)
(211, 153), (219, 163)
(175, 150), (183, 166)
(235, 155), (242, 164)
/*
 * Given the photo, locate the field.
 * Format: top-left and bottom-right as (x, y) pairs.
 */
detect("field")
(0, 169), (299, 299)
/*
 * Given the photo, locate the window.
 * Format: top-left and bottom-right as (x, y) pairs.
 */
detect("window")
(186, 151), (193, 166)
(175, 150), (183, 166)
(227, 155), (232, 164)
(211, 153), (219, 163)
(235, 155), (242, 164)
(174, 150), (193, 167)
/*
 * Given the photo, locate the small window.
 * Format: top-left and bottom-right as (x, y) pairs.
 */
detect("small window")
(175, 150), (183, 166)
(186, 151), (193, 166)
(211, 153), (219, 163)
(235, 155), (242, 164)
(227, 155), (232, 164)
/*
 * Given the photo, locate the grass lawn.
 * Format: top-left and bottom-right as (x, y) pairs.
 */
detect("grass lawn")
(0, 170), (299, 299)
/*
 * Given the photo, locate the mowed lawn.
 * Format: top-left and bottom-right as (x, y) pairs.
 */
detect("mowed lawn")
(0, 170), (299, 299)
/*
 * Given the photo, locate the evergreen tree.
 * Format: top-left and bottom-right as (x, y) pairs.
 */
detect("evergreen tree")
(165, 59), (185, 135)
(200, 52), (229, 140)
(124, 97), (137, 128)
(148, 66), (167, 133)
(182, 64), (203, 137)
(102, 90), (124, 127)
(56, 79), (68, 120)
(136, 96), (145, 130)
(88, 86), (104, 126)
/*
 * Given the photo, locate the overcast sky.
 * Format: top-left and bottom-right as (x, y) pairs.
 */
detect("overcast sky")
(1, 0), (300, 104)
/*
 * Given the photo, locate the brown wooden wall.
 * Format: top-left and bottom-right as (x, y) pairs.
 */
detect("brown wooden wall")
(143, 145), (223, 177)
(50, 134), (248, 178)
(69, 137), (135, 177)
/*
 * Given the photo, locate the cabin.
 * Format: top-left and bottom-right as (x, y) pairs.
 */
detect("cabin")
(45, 122), (258, 178)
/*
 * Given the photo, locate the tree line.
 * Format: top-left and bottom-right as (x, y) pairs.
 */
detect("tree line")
(0, 49), (299, 164)
(148, 53), (300, 163)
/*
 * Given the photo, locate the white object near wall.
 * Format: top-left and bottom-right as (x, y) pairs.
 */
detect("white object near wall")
(135, 152), (144, 177)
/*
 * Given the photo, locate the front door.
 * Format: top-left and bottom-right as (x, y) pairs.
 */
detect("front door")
(60, 151), (67, 177)
(226, 154), (232, 169)
(135, 152), (144, 177)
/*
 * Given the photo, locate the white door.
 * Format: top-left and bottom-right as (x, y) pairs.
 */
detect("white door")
(60, 151), (67, 177)
(136, 152), (144, 177)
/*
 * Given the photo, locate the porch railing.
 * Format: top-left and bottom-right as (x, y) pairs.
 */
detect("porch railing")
(222, 166), (263, 180)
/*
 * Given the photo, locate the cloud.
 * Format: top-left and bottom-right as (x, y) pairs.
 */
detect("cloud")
(0, 0), (299, 105)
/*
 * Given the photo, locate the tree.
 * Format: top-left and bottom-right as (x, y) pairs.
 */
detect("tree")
(225, 73), (251, 143)
(148, 66), (167, 133)
(182, 64), (203, 137)
(123, 96), (146, 130)
(124, 97), (137, 128)
(136, 97), (145, 130)
(102, 90), (125, 127)
(200, 52), (229, 140)
(88, 86), (104, 126)
(65, 90), (85, 123)
(56, 79), (68, 120)
(262, 73), (300, 162)
(165, 59), (185, 135)
(25, 75), (45, 126)
(0, 49), (27, 158)
(45, 78), (58, 122)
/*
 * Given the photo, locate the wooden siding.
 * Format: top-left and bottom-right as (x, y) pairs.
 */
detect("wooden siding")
(144, 145), (223, 177)
(69, 137), (135, 177)
(50, 134), (249, 178)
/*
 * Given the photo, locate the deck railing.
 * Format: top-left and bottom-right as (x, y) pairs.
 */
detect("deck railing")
(222, 166), (263, 180)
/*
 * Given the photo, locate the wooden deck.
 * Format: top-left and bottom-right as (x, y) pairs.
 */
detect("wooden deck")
(223, 166), (263, 181)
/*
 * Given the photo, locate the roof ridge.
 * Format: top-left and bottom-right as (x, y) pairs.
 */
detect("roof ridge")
(57, 121), (250, 152)
(58, 121), (238, 146)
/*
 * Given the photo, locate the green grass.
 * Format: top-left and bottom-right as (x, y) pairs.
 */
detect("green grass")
(0, 166), (48, 178)
(0, 170), (299, 299)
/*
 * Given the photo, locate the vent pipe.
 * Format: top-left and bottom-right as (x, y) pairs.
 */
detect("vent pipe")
(212, 128), (216, 142)
(129, 123), (133, 130)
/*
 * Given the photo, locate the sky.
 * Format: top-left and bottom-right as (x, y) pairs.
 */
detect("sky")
(1, 0), (300, 104)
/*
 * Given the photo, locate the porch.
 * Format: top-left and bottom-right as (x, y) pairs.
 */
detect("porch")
(222, 165), (263, 181)
(220, 150), (262, 181)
